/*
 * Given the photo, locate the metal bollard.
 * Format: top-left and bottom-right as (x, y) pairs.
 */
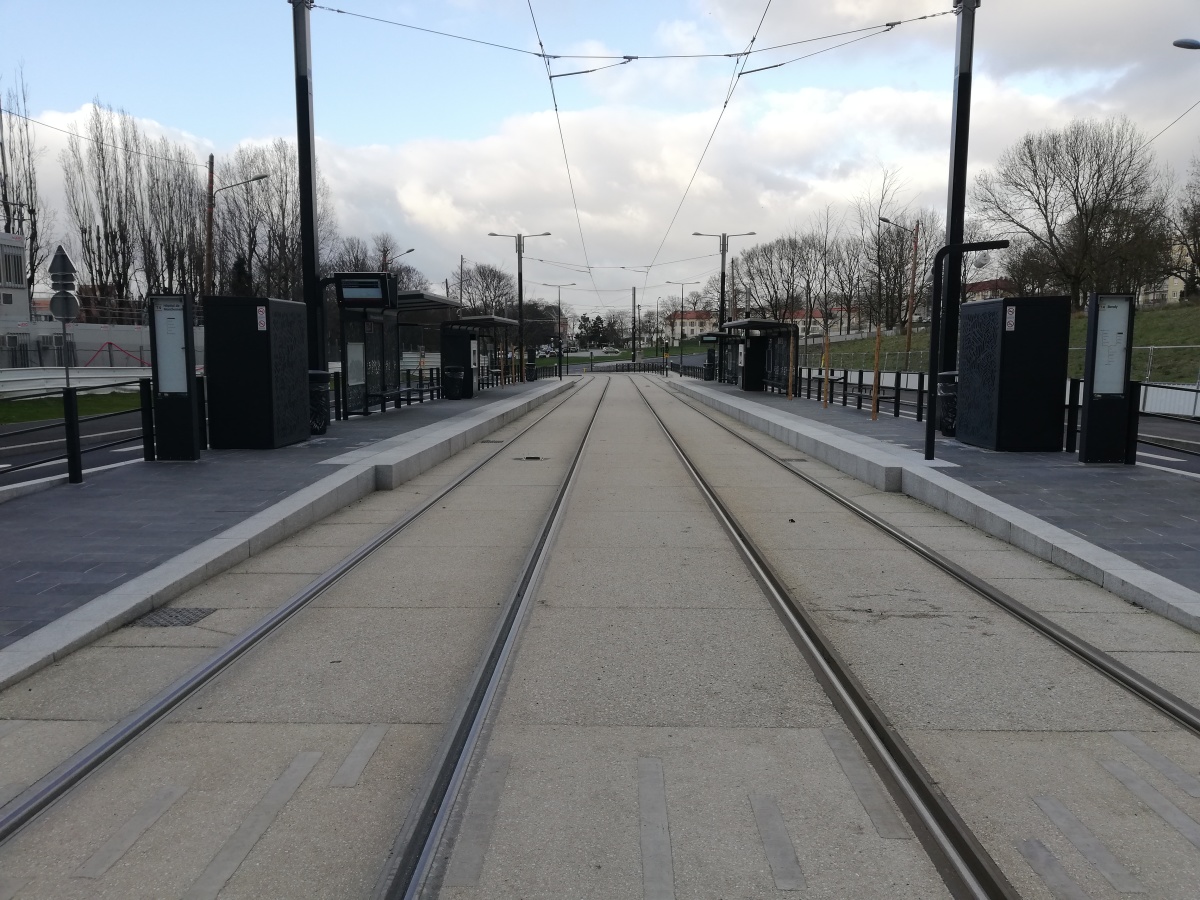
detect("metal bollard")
(894, 372), (902, 418)
(63, 387), (83, 484)
(140, 378), (156, 461)
(857, 370), (864, 410)
(916, 372), (925, 422)
(1065, 377), (1080, 453)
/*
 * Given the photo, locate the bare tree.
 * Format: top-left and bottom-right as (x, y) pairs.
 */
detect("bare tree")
(61, 101), (143, 317)
(1, 68), (55, 288)
(974, 116), (1170, 308)
(453, 262), (514, 313)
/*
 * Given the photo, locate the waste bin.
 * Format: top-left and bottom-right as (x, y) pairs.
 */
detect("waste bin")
(444, 366), (465, 400)
(937, 370), (957, 437)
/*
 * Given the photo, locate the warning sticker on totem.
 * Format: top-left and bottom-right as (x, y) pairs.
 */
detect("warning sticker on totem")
(1004, 306), (1016, 332)
(257, 306), (267, 331)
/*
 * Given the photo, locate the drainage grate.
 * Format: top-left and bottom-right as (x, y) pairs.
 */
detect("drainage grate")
(130, 607), (216, 628)
(481, 440), (504, 444)
(516, 456), (546, 461)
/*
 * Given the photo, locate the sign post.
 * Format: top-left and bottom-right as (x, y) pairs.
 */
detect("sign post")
(148, 295), (201, 461)
(1079, 293), (1137, 464)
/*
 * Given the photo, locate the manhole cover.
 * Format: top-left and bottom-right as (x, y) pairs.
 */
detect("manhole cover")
(130, 608), (216, 628)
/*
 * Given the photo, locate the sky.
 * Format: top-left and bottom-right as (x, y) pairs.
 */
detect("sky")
(4, 0), (1200, 317)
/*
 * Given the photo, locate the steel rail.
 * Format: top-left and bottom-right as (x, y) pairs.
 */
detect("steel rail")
(632, 378), (1016, 900)
(0, 378), (590, 846)
(1137, 436), (1200, 458)
(659, 381), (1200, 740)
(373, 379), (609, 900)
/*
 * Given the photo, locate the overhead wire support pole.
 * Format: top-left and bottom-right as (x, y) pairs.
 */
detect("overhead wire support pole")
(291, 0), (329, 435)
(939, 0), (981, 436)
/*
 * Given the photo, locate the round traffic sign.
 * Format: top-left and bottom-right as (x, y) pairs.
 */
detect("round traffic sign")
(49, 292), (80, 321)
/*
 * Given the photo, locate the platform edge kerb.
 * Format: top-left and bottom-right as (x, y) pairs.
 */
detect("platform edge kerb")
(0, 380), (575, 692)
(674, 379), (1200, 635)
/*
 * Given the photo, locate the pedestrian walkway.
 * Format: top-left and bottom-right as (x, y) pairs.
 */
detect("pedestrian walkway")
(0, 381), (570, 651)
(681, 378), (1200, 597)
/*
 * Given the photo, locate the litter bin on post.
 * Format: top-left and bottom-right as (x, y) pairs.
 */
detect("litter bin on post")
(443, 366), (465, 400)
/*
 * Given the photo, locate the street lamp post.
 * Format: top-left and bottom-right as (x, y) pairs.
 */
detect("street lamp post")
(879, 217), (922, 372)
(693, 230), (755, 381)
(381, 244), (415, 270)
(541, 282), (575, 378)
(204, 163), (268, 296)
(667, 279), (700, 377)
(488, 231), (550, 381)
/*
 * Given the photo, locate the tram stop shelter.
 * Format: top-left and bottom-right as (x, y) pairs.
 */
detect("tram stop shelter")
(440, 315), (519, 400)
(334, 273), (461, 417)
(720, 318), (797, 397)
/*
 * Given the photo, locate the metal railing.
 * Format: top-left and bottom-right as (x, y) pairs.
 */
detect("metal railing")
(0, 379), (150, 484)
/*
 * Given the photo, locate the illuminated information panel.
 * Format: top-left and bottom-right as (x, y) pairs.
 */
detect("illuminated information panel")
(1092, 296), (1130, 396)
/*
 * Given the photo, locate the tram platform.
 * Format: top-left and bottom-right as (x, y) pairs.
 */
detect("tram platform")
(672, 376), (1200, 634)
(0, 379), (575, 687)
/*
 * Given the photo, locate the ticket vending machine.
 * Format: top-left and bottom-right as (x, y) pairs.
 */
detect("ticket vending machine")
(1079, 293), (1138, 464)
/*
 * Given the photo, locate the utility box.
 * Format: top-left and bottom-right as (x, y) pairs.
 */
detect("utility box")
(957, 296), (1071, 452)
(203, 297), (309, 449)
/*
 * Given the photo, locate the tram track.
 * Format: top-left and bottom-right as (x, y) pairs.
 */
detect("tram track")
(0, 377), (600, 876)
(6, 373), (1200, 898)
(620, 373), (1200, 898)
(628, 378), (1015, 900)
(649, 377), (1200, 738)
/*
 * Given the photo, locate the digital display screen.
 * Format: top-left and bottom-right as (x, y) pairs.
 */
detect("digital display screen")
(341, 279), (384, 300)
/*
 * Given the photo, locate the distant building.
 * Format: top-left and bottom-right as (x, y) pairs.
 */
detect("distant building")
(963, 278), (1016, 302)
(666, 309), (717, 345)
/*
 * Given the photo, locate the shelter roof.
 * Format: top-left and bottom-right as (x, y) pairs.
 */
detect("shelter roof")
(442, 315), (518, 329)
(720, 318), (797, 334)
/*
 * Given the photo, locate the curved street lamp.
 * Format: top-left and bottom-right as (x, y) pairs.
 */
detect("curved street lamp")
(204, 167), (269, 296)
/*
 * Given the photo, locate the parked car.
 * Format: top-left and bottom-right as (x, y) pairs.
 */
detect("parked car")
(600, 346), (619, 354)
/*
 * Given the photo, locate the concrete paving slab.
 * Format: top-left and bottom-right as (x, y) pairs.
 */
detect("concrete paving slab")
(93, 608), (267, 649)
(499, 607), (840, 729)
(0, 720), (110, 792)
(0, 722), (439, 900)
(1046, 611), (1200, 653)
(169, 606), (502, 725)
(224, 542), (358, 575)
(815, 608), (1168, 732)
(902, 729), (1200, 900)
(0, 646), (214, 721)
(446, 726), (948, 900)
(318, 545), (529, 609)
(538, 548), (766, 610)
(163, 572), (317, 610)
(554, 513), (731, 550)
(984, 577), (1137, 614)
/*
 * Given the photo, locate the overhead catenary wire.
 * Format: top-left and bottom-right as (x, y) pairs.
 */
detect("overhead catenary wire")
(525, 0), (604, 304)
(638, 0), (777, 283)
(0, 107), (209, 169)
(309, 3), (954, 63)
